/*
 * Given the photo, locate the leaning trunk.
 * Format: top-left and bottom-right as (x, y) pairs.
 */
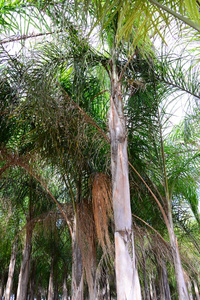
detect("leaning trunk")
(109, 60), (142, 300)
(71, 217), (83, 300)
(16, 225), (33, 300)
(3, 239), (18, 300)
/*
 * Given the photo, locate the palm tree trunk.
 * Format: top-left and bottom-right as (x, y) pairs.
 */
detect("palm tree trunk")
(71, 216), (83, 300)
(187, 278), (193, 300)
(29, 261), (36, 300)
(158, 110), (189, 300)
(62, 275), (68, 300)
(16, 225), (33, 300)
(109, 61), (142, 300)
(48, 260), (54, 300)
(161, 260), (171, 300)
(149, 273), (153, 300)
(149, 273), (157, 300)
(168, 215), (189, 300)
(193, 280), (200, 300)
(54, 265), (59, 300)
(3, 239), (18, 300)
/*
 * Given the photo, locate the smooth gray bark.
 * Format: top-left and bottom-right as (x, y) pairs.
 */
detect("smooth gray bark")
(109, 62), (142, 300)
(3, 240), (18, 300)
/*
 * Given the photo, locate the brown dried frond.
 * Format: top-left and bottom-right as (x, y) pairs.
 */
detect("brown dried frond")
(92, 173), (113, 255)
(77, 200), (96, 294)
(133, 222), (172, 271)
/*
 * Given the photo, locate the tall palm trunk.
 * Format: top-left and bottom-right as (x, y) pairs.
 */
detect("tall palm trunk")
(71, 216), (83, 300)
(47, 260), (54, 300)
(109, 60), (142, 300)
(158, 110), (189, 300)
(3, 239), (18, 300)
(168, 216), (189, 300)
(16, 225), (33, 300)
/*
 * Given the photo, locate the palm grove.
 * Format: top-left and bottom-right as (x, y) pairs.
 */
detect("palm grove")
(0, 0), (200, 299)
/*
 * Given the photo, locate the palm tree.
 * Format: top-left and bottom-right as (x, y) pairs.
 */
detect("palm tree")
(1, 1), (200, 298)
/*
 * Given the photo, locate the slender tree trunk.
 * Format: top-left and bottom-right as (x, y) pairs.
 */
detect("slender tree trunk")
(87, 238), (96, 300)
(153, 279), (157, 300)
(62, 275), (68, 300)
(167, 214), (189, 300)
(71, 217), (83, 300)
(159, 112), (189, 300)
(54, 265), (59, 300)
(161, 260), (171, 300)
(149, 273), (153, 300)
(16, 225), (33, 300)
(29, 261), (36, 300)
(3, 240), (18, 300)
(105, 276), (111, 300)
(109, 60), (142, 300)
(187, 278), (193, 300)
(193, 280), (200, 300)
(48, 260), (54, 300)
(149, 273), (157, 300)
(158, 265), (165, 300)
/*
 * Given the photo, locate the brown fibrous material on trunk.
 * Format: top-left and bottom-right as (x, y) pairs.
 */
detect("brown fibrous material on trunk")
(91, 173), (113, 255)
(77, 201), (96, 297)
